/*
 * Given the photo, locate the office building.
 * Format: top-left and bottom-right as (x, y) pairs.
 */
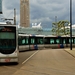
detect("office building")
(0, 0), (2, 14)
(20, 0), (30, 27)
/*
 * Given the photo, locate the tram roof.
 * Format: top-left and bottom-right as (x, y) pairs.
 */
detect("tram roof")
(0, 24), (17, 27)
(18, 34), (29, 36)
(18, 33), (45, 37)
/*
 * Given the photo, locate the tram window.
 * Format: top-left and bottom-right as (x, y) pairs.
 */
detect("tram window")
(50, 39), (54, 44)
(69, 39), (70, 43)
(63, 39), (66, 44)
(31, 38), (35, 44)
(0, 32), (15, 39)
(40, 39), (43, 44)
(26, 38), (28, 44)
(74, 39), (75, 44)
(72, 38), (74, 44)
(69, 39), (73, 43)
(0, 39), (16, 49)
(72, 39), (73, 43)
(22, 39), (25, 44)
(18, 38), (22, 45)
(44, 38), (49, 44)
(38, 39), (43, 44)
(56, 39), (60, 44)
(72, 39), (74, 44)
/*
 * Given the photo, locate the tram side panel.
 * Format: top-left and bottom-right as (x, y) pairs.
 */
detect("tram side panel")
(26, 35), (44, 50)
(60, 37), (75, 48)
(44, 36), (67, 48)
(18, 35), (29, 51)
(36, 37), (44, 49)
(44, 37), (60, 48)
(44, 36), (75, 48)
(18, 34), (75, 51)
(18, 35), (45, 51)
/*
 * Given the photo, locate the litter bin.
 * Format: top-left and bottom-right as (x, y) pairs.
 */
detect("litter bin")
(34, 45), (38, 50)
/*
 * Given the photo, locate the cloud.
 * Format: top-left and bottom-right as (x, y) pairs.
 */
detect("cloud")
(30, 0), (72, 28)
(1, 0), (20, 24)
(0, 0), (75, 28)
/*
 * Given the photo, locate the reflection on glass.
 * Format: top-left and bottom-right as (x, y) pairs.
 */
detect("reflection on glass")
(0, 32), (15, 49)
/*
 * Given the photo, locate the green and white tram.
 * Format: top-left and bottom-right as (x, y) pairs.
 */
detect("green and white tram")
(0, 25), (19, 63)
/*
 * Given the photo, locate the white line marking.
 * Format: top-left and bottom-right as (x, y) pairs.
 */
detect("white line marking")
(22, 50), (39, 64)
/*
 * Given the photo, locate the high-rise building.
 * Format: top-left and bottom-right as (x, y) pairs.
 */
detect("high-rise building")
(0, 0), (2, 14)
(20, 0), (30, 27)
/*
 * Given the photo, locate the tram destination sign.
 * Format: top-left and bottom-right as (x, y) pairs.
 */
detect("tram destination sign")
(0, 26), (16, 32)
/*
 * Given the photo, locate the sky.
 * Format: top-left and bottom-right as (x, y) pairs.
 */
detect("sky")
(0, 0), (75, 28)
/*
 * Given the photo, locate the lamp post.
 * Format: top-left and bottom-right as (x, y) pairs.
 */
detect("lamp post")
(70, 0), (72, 50)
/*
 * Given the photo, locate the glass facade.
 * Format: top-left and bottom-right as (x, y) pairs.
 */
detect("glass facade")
(0, 0), (2, 14)
(18, 27), (75, 36)
(19, 27), (52, 35)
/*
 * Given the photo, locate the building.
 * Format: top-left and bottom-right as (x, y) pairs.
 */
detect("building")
(18, 24), (75, 36)
(19, 27), (52, 35)
(0, 0), (2, 14)
(20, 0), (30, 27)
(18, 23), (52, 35)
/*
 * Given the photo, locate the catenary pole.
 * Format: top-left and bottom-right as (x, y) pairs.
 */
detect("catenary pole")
(70, 0), (72, 50)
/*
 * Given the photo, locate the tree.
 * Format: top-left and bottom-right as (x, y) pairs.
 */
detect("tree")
(52, 20), (70, 36)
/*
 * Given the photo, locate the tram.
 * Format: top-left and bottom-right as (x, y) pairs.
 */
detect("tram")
(0, 25), (19, 63)
(18, 34), (75, 51)
(18, 34), (44, 51)
(44, 35), (75, 48)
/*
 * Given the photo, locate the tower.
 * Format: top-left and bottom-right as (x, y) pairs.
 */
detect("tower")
(20, 0), (30, 27)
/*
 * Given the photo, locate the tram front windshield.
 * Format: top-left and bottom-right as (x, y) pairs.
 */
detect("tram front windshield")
(0, 32), (16, 54)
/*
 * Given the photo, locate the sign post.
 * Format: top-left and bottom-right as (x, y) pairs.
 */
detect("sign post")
(70, 0), (72, 50)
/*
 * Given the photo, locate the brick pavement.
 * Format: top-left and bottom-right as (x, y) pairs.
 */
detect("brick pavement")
(12, 48), (75, 75)
(64, 48), (75, 58)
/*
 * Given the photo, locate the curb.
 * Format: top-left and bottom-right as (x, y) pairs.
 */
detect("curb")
(64, 50), (75, 58)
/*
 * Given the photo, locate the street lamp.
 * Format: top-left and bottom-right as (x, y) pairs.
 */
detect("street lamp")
(70, 0), (72, 50)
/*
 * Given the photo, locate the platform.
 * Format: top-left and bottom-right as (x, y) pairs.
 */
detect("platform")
(12, 48), (75, 75)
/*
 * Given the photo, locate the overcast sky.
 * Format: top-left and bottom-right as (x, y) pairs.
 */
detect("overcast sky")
(0, 0), (75, 28)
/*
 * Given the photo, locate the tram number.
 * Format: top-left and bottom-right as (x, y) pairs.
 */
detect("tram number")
(5, 59), (10, 62)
